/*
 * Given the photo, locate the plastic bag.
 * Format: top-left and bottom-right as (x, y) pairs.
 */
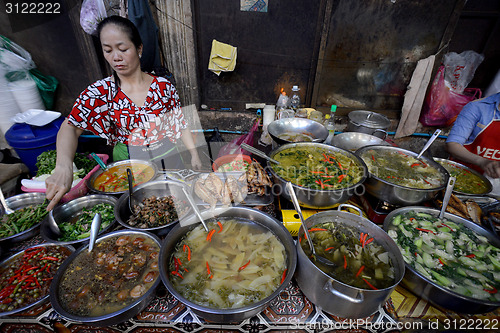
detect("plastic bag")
(420, 65), (482, 127)
(80, 0), (107, 35)
(29, 68), (59, 110)
(0, 35), (35, 80)
(443, 51), (484, 94)
(217, 119), (260, 158)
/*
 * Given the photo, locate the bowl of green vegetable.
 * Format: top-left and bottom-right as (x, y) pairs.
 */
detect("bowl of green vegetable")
(0, 193), (49, 245)
(41, 194), (117, 247)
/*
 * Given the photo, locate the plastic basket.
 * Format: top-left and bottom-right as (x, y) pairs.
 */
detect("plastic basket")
(21, 154), (109, 203)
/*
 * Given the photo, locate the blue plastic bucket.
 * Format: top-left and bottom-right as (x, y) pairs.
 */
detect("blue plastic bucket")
(5, 117), (64, 176)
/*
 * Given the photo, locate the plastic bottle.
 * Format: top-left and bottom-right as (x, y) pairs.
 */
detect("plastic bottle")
(325, 104), (337, 145)
(290, 85), (301, 110)
(276, 88), (289, 112)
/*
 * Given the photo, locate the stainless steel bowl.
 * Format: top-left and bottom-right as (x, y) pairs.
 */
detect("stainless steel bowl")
(41, 194), (117, 247)
(0, 243), (74, 318)
(87, 159), (158, 196)
(49, 230), (161, 326)
(115, 180), (192, 236)
(296, 206), (405, 318)
(355, 145), (449, 206)
(384, 207), (500, 314)
(268, 118), (328, 145)
(268, 142), (368, 209)
(0, 192), (48, 245)
(159, 206), (297, 323)
(434, 158), (492, 196)
(331, 132), (390, 152)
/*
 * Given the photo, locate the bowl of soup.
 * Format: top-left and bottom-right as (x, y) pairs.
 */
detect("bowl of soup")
(435, 158), (492, 196)
(159, 206), (296, 323)
(49, 230), (161, 326)
(295, 205), (405, 318)
(87, 159), (158, 195)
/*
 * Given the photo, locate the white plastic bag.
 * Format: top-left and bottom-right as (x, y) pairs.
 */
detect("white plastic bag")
(80, 0), (107, 35)
(0, 36), (35, 78)
(443, 50), (484, 94)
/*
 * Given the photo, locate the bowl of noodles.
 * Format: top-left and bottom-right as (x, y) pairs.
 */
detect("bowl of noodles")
(158, 206), (296, 323)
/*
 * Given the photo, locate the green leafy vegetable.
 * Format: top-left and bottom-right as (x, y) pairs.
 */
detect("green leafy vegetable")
(35, 150), (97, 177)
(58, 203), (115, 242)
(0, 201), (49, 238)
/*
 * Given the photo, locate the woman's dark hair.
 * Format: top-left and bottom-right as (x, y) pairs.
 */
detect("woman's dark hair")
(96, 15), (142, 49)
(96, 16), (143, 90)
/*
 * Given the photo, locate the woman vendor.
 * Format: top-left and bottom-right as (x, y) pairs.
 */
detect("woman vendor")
(45, 15), (202, 210)
(446, 92), (500, 185)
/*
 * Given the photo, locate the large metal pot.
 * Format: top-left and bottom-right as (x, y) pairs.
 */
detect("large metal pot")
(50, 230), (161, 326)
(355, 145), (449, 206)
(268, 118), (328, 145)
(331, 132), (390, 152)
(268, 142), (368, 209)
(295, 205), (405, 318)
(347, 110), (390, 138)
(383, 207), (500, 314)
(159, 206), (297, 323)
(434, 158), (492, 196)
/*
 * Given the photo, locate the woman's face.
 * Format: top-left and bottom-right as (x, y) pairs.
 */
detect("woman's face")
(100, 24), (142, 76)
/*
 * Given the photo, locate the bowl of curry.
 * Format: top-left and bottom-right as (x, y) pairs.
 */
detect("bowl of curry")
(435, 158), (492, 196)
(87, 159), (158, 195)
(49, 230), (161, 326)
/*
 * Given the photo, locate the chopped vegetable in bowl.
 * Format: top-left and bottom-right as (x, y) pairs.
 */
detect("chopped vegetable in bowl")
(0, 201), (49, 239)
(386, 211), (500, 302)
(58, 203), (115, 242)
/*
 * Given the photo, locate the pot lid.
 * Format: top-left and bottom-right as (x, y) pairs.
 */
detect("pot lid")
(348, 110), (391, 129)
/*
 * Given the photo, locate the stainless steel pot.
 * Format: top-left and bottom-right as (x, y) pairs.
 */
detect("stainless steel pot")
(355, 145), (449, 206)
(268, 118), (329, 145)
(434, 158), (492, 196)
(159, 206), (297, 323)
(331, 132), (390, 152)
(383, 206), (500, 314)
(49, 230), (161, 326)
(268, 142), (368, 209)
(295, 205), (405, 318)
(347, 110), (390, 138)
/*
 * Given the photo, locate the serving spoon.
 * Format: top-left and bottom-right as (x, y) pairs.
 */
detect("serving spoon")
(241, 143), (280, 165)
(285, 182), (336, 267)
(416, 129), (442, 159)
(439, 176), (456, 219)
(127, 168), (143, 213)
(181, 187), (209, 232)
(88, 213), (101, 252)
(0, 186), (13, 215)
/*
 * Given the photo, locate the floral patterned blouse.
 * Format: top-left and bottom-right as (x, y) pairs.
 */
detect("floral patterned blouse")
(68, 75), (187, 146)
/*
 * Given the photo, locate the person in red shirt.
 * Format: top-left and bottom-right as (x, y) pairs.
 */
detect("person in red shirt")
(45, 16), (202, 210)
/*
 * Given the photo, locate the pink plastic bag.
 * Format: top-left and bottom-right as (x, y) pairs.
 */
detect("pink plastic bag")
(420, 66), (482, 127)
(217, 119), (260, 158)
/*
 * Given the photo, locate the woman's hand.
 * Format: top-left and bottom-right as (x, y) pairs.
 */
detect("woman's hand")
(190, 151), (203, 170)
(481, 160), (500, 178)
(45, 165), (74, 211)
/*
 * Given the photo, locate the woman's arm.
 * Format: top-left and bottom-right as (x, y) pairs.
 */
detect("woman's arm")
(180, 128), (202, 170)
(45, 121), (84, 210)
(447, 141), (500, 178)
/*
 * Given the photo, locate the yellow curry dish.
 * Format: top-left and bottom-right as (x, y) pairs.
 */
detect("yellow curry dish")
(436, 159), (491, 195)
(92, 162), (156, 193)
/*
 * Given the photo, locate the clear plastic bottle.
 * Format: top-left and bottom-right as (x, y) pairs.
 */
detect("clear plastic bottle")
(290, 85), (301, 110)
(325, 105), (337, 145)
(276, 88), (289, 112)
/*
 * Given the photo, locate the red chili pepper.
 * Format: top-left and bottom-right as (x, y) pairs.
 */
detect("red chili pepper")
(324, 247), (334, 252)
(438, 258), (446, 266)
(183, 244), (191, 261)
(415, 227), (435, 234)
(0, 298), (13, 304)
(410, 163), (420, 168)
(338, 174), (346, 183)
(362, 278), (379, 290)
(311, 171), (324, 174)
(343, 255), (347, 269)
(206, 261), (213, 279)
(364, 238), (374, 246)
(281, 269), (287, 284)
(440, 223), (454, 232)
(371, 154), (375, 161)
(238, 260), (251, 271)
(484, 286), (498, 294)
(206, 229), (216, 242)
(40, 256), (59, 261)
(465, 254), (476, 258)
(217, 221), (223, 233)
(309, 228), (327, 232)
(171, 271), (184, 279)
(173, 257), (180, 271)
(355, 265), (365, 278)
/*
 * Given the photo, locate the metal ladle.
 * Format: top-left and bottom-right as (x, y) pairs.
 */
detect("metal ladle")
(88, 213), (101, 252)
(439, 176), (456, 219)
(0, 186), (13, 214)
(241, 143), (280, 165)
(417, 129), (442, 159)
(181, 187), (209, 232)
(285, 182), (336, 267)
(127, 168), (143, 213)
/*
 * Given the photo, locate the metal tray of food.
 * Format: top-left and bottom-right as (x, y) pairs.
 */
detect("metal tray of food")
(187, 171), (274, 207)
